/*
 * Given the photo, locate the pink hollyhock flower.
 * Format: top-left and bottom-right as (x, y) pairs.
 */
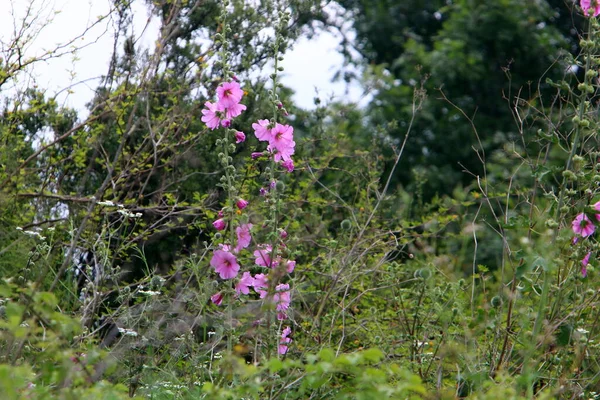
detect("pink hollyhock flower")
(582, 252), (592, 277)
(278, 326), (292, 355)
(594, 201), (600, 221)
(270, 143), (295, 162)
(573, 213), (595, 237)
(211, 292), (224, 306)
(219, 102), (247, 119)
(254, 245), (277, 267)
(252, 119), (272, 141)
(221, 119), (231, 128)
(235, 131), (246, 144)
(281, 159), (294, 172)
(280, 230), (288, 239)
(217, 81), (244, 108)
(236, 198), (249, 210)
(581, 0), (600, 17)
(201, 101), (222, 130)
(210, 249), (240, 279)
(274, 283), (291, 319)
(218, 244), (232, 253)
(235, 223), (253, 252)
(286, 260), (296, 273)
(267, 124), (294, 160)
(213, 218), (226, 231)
(252, 273), (268, 298)
(270, 123), (294, 143)
(235, 271), (254, 295)
(251, 152), (264, 159)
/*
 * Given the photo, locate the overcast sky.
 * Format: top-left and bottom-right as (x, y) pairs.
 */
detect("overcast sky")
(0, 0), (365, 114)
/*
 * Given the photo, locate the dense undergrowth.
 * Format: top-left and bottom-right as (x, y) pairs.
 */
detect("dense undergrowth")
(3, 0), (600, 399)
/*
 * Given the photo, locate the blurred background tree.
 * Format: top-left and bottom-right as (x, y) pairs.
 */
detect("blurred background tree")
(335, 0), (583, 197)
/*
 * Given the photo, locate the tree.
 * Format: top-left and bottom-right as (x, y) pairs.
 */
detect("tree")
(337, 0), (581, 197)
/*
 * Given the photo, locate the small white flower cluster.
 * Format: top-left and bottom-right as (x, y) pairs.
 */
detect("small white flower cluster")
(97, 200), (142, 218)
(138, 290), (160, 296)
(117, 208), (143, 218)
(16, 227), (46, 240)
(117, 327), (138, 337)
(97, 200), (117, 207)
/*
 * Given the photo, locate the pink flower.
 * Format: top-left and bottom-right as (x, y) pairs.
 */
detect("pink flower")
(252, 273), (268, 298)
(217, 81), (244, 108)
(235, 131), (246, 144)
(219, 102), (247, 119)
(201, 101), (222, 130)
(236, 199), (249, 210)
(573, 213), (595, 237)
(274, 283), (291, 319)
(252, 119), (272, 141)
(270, 123), (294, 143)
(280, 230), (288, 239)
(267, 124), (295, 162)
(583, 252), (592, 267)
(251, 152), (264, 159)
(254, 245), (276, 267)
(269, 143), (295, 162)
(219, 244), (232, 252)
(235, 223), (253, 252)
(286, 260), (296, 273)
(281, 159), (294, 172)
(581, 0), (600, 17)
(594, 201), (600, 221)
(210, 249), (240, 279)
(211, 292), (224, 306)
(221, 118), (231, 128)
(235, 271), (254, 295)
(278, 326), (292, 355)
(582, 252), (592, 277)
(213, 218), (226, 231)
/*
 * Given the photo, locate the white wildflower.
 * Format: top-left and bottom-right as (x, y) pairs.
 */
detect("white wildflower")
(117, 328), (138, 337)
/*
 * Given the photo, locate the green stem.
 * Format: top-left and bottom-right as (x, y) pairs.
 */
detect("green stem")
(524, 19), (594, 398)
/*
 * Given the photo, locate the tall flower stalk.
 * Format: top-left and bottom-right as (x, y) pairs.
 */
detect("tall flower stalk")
(202, 5), (296, 361)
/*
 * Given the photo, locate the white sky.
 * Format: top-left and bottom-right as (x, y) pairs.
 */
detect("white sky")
(0, 0), (365, 113)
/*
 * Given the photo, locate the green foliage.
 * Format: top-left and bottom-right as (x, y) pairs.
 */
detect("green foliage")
(338, 0), (579, 197)
(5, 0), (600, 398)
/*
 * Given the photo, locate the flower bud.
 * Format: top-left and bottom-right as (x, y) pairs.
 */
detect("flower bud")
(341, 219), (352, 230)
(213, 219), (226, 231)
(236, 199), (249, 210)
(415, 268), (432, 280)
(235, 131), (246, 144)
(490, 296), (503, 308)
(562, 170), (577, 181)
